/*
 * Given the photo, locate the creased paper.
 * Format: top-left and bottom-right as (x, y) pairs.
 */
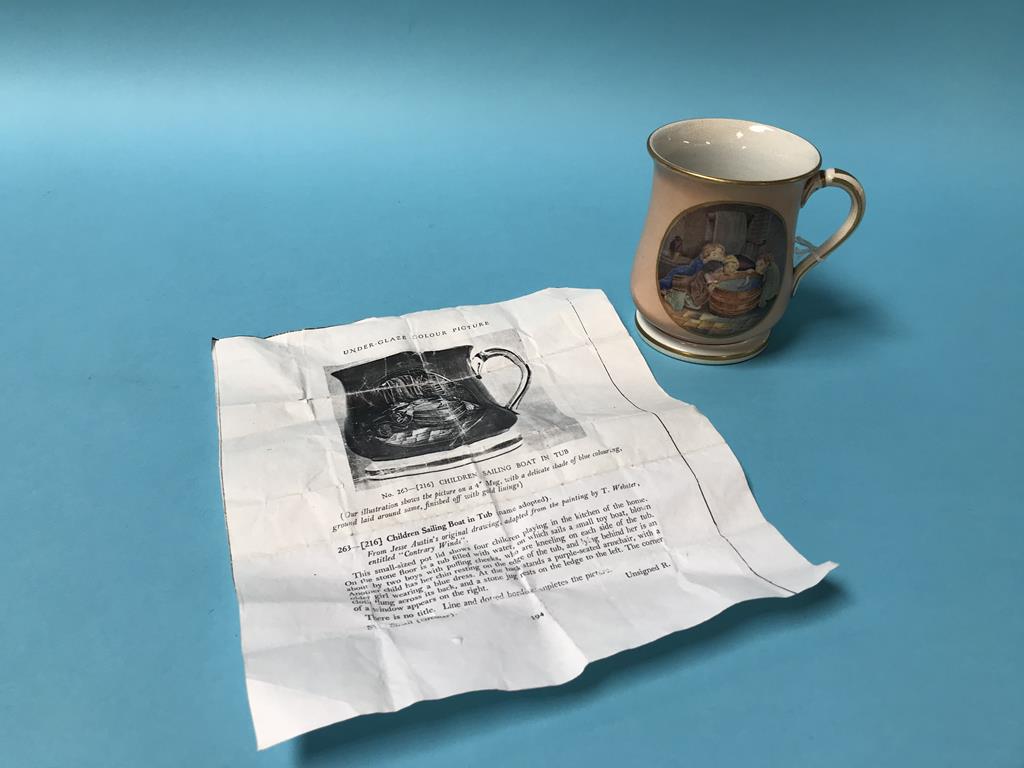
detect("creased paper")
(212, 288), (834, 748)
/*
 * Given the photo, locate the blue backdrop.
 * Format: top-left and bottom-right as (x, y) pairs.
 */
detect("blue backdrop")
(2, 1), (1021, 765)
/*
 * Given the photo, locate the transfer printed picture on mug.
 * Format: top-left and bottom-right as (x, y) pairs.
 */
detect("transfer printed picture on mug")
(656, 202), (787, 337)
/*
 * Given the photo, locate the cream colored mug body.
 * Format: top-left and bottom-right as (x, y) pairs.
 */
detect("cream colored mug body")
(631, 118), (865, 363)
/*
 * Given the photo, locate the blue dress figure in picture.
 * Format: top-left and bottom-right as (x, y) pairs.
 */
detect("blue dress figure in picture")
(659, 256), (704, 290)
(661, 243), (730, 311)
(659, 244), (724, 292)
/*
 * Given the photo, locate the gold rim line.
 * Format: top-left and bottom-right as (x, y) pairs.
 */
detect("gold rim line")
(634, 318), (768, 362)
(647, 118), (823, 186)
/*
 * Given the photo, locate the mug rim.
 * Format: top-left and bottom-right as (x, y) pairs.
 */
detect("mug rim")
(647, 117), (823, 185)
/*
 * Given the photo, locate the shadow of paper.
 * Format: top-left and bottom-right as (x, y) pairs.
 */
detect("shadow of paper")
(297, 580), (848, 765)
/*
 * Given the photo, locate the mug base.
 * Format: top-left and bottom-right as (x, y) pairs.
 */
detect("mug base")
(363, 433), (522, 481)
(635, 311), (769, 365)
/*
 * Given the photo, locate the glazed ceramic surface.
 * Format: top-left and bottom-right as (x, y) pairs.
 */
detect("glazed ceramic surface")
(631, 118), (865, 363)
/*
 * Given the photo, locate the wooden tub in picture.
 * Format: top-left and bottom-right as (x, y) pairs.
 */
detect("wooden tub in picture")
(708, 275), (763, 317)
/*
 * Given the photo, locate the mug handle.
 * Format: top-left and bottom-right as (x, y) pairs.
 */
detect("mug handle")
(793, 168), (866, 293)
(471, 348), (531, 411)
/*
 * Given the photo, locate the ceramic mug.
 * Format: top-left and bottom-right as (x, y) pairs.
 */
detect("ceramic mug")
(631, 118), (865, 363)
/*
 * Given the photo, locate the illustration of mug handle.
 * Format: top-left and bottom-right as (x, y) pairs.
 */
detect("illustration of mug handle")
(471, 348), (531, 412)
(793, 168), (866, 293)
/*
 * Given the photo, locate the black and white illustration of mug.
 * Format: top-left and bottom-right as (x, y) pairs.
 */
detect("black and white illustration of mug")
(331, 345), (531, 479)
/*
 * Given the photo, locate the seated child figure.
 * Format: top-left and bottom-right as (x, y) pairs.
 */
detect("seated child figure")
(661, 242), (727, 311)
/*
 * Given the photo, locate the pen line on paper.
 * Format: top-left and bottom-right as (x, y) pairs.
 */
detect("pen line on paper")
(566, 300), (796, 596)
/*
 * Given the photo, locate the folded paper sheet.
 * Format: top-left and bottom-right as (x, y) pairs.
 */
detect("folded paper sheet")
(212, 288), (834, 748)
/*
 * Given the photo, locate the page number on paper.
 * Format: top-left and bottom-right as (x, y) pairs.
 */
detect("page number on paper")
(531, 612), (545, 621)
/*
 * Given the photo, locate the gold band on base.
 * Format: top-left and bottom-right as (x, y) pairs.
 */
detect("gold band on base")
(635, 311), (769, 365)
